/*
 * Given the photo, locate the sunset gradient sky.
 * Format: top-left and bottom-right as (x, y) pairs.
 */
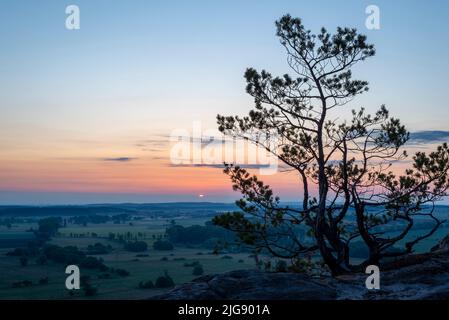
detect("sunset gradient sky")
(0, 0), (448, 204)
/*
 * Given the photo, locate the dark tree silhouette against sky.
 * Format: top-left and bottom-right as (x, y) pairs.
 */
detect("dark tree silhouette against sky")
(213, 14), (449, 275)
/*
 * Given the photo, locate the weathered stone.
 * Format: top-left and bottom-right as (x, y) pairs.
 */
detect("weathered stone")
(153, 270), (337, 300)
(154, 251), (449, 300)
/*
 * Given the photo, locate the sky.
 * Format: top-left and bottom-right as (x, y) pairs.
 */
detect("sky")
(0, 0), (448, 204)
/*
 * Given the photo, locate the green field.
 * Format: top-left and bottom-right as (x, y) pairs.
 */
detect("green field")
(0, 216), (256, 300)
(1, 210), (448, 300)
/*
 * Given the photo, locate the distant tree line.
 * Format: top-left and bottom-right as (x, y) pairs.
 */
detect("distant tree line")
(0, 217), (32, 229)
(165, 222), (235, 247)
(69, 213), (131, 226)
(138, 271), (175, 290)
(86, 243), (112, 255)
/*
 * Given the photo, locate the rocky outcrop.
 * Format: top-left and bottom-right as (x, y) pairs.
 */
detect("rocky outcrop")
(431, 234), (449, 252)
(154, 251), (449, 300)
(154, 270), (338, 300)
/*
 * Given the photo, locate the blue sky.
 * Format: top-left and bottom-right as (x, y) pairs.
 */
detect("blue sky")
(0, 0), (448, 204)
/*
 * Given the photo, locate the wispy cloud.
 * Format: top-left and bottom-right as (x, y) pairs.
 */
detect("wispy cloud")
(167, 163), (273, 169)
(102, 157), (137, 162)
(409, 131), (449, 144)
(135, 135), (170, 152)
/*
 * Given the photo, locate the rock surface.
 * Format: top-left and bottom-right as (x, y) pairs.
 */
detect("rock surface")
(154, 251), (449, 300)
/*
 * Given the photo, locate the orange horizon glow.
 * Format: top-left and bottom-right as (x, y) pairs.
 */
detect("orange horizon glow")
(0, 140), (431, 200)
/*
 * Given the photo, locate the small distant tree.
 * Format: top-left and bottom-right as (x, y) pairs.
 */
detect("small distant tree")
(19, 256), (28, 267)
(192, 264), (204, 276)
(37, 217), (62, 237)
(213, 15), (449, 275)
(275, 260), (288, 273)
(138, 280), (154, 289)
(114, 268), (130, 277)
(124, 241), (148, 252)
(155, 271), (175, 288)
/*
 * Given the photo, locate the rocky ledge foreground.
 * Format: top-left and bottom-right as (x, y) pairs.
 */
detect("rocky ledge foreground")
(154, 250), (449, 300)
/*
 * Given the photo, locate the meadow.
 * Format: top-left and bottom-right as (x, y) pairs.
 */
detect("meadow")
(0, 214), (255, 300)
(1, 204), (449, 300)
